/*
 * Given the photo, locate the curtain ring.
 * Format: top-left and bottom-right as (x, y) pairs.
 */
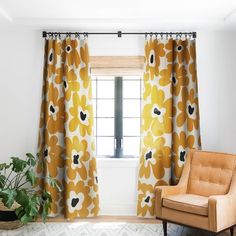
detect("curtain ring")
(161, 33), (163, 40)
(84, 32), (88, 39)
(145, 33), (148, 40)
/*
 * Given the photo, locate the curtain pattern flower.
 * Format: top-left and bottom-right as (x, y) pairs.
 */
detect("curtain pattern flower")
(37, 37), (99, 220)
(137, 37), (201, 217)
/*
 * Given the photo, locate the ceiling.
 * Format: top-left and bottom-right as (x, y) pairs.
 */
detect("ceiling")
(0, 0), (236, 31)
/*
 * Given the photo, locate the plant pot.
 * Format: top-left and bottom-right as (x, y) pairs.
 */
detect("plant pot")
(0, 200), (23, 230)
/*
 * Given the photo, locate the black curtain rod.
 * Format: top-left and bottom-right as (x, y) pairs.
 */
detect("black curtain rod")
(42, 31), (196, 38)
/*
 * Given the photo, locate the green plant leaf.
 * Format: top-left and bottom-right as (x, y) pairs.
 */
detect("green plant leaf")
(42, 190), (52, 202)
(41, 191), (52, 223)
(0, 189), (17, 208)
(25, 170), (36, 186)
(26, 153), (35, 159)
(0, 163), (10, 171)
(42, 203), (49, 223)
(19, 214), (33, 224)
(47, 176), (62, 192)
(0, 164), (6, 171)
(16, 191), (39, 223)
(28, 195), (40, 217)
(11, 157), (27, 173)
(0, 175), (6, 189)
(15, 189), (29, 206)
(26, 153), (36, 166)
(15, 206), (23, 216)
(15, 206), (24, 219)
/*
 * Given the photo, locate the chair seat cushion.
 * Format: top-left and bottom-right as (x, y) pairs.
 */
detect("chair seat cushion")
(163, 194), (208, 216)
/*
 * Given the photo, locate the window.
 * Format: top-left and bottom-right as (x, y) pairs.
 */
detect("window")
(92, 75), (142, 158)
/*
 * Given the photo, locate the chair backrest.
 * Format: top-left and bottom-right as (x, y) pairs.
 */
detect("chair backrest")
(187, 150), (236, 197)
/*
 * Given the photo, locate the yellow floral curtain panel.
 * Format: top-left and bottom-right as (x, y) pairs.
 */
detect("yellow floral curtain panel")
(37, 37), (99, 220)
(137, 36), (201, 217)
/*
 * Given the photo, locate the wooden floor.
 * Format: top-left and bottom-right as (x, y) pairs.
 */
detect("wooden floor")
(39, 216), (235, 236)
(41, 215), (158, 223)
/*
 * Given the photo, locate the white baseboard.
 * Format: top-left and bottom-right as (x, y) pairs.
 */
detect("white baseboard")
(100, 204), (137, 216)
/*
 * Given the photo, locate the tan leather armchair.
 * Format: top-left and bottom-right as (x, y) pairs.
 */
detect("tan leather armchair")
(155, 150), (236, 236)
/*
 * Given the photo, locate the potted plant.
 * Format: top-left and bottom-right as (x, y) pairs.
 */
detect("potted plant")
(0, 153), (60, 229)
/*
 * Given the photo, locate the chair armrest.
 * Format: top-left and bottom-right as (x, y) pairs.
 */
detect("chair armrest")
(154, 151), (192, 218)
(155, 185), (187, 198)
(208, 194), (236, 232)
(155, 184), (187, 218)
(208, 169), (236, 232)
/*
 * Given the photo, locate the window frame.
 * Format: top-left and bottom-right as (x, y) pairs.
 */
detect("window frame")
(90, 56), (144, 158)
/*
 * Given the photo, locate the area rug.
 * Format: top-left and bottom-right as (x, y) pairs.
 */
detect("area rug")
(0, 222), (183, 236)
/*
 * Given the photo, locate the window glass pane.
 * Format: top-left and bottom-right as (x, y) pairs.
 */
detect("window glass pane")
(97, 118), (114, 136)
(92, 75), (141, 158)
(141, 79), (144, 97)
(97, 80), (114, 98)
(123, 137), (140, 157)
(123, 76), (140, 80)
(123, 118), (140, 136)
(97, 76), (114, 80)
(92, 80), (96, 98)
(123, 99), (140, 117)
(97, 99), (114, 118)
(123, 80), (140, 98)
(92, 99), (96, 117)
(97, 137), (114, 156)
(93, 121), (96, 137)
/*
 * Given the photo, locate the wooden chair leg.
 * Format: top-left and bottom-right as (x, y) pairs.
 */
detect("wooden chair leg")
(162, 221), (167, 236)
(230, 227), (234, 236)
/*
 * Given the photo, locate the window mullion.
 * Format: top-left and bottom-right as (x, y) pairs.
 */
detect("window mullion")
(114, 77), (123, 158)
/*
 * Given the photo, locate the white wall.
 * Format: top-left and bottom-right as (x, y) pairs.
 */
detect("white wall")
(197, 31), (236, 153)
(0, 29), (44, 158)
(0, 29), (236, 215)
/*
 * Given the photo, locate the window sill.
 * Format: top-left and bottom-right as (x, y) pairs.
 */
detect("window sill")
(96, 157), (139, 168)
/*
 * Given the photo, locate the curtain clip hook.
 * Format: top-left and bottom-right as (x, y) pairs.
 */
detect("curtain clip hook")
(84, 32), (88, 39)
(145, 33), (147, 40)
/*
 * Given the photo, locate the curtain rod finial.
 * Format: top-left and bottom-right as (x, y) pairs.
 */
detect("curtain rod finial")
(42, 31), (47, 38)
(193, 32), (197, 38)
